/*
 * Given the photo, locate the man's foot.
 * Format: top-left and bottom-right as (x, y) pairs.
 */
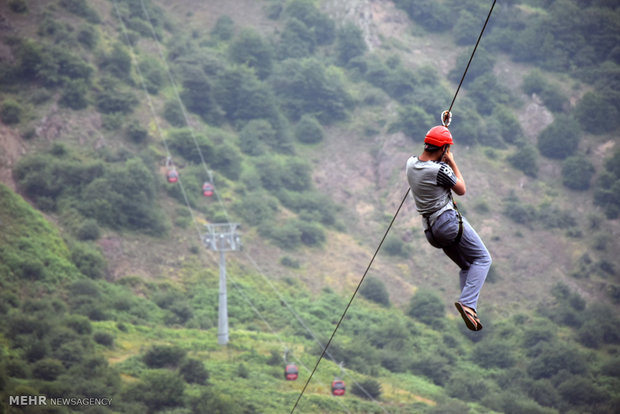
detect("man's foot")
(454, 302), (483, 331)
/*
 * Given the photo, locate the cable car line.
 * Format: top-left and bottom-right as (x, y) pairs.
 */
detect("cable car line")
(290, 0), (498, 411)
(243, 252), (388, 411)
(113, 5), (353, 412)
(134, 1), (386, 410)
(139, 0), (228, 219)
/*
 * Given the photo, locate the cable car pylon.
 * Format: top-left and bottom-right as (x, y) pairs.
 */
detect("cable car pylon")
(202, 222), (242, 345)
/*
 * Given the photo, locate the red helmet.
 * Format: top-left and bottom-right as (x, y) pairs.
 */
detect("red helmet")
(424, 125), (453, 146)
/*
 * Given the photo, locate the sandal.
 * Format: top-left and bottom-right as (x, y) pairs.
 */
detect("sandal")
(455, 302), (483, 331)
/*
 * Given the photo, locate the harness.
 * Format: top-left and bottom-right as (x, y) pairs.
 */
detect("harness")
(423, 144), (463, 248)
(424, 200), (463, 248)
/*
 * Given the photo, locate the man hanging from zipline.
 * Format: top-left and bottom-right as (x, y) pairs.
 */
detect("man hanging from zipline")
(406, 115), (491, 331)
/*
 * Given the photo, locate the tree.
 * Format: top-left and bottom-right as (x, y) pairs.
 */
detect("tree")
(32, 358), (65, 381)
(408, 289), (444, 326)
(135, 370), (185, 409)
(537, 115), (581, 159)
(394, 105), (433, 139)
(575, 90), (618, 134)
(472, 340), (516, 369)
(508, 144), (538, 177)
(294, 114), (324, 144)
(239, 119), (275, 155)
(360, 277), (390, 307)
(143, 345), (187, 368)
(351, 378), (382, 400)
(229, 29), (273, 79)
(336, 23), (367, 66)
(453, 10), (481, 45)
(277, 18), (315, 60)
(271, 58), (351, 123)
(180, 66), (222, 124)
(59, 79), (89, 110)
(494, 105), (523, 144)
(562, 155), (595, 190)
(1, 99), (22, 124)
(179, 358), (209, 384)
(285, 0), (335, 45)
(211, 15), (234, 40)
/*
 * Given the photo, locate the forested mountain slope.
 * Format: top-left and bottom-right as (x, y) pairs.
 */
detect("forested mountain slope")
(0, 0), (619, 412)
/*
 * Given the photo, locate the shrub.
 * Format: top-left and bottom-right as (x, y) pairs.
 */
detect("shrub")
(77, 25), (98, 49)
(229, 29), (273, 79)
(69, 279), (101, 297)
(360, 277), (390, 307)
(125, 121), (149, 144)
(179, 358), (209, 384)
(32, 358), (65, 381)
(527, 343), (587, 379)
(167, 128), (214, 163)
(134, 370), (185, 409)
(494, 105), (523, 144)
(59, 79), (89, 110)
(408, 289), (444, 326)
(394, 105), (434, 138)
(296, 220), (325, 246)
(383, 235), (409, 257)
(138, 57), (165, 94)
(239, 119), (275, 155)
(537, 115), (581, 159)
(143, 345), (187, 368)
(212, 142), (242, 180)
(76, 218), (101, 241)
(271, 58), (351, 123)
(472, 340), (516, 369)
(64, 314), (92, 335)
(95, 88), (138, 114)
(211, 15), (234, 40)
(1, 99), (22, 124)
(281, 158), (312, 192)
(59, 0), (100, 23)
(411, 353), (451, 385)
(265, 220), (301, 249)
(446, 370), (489, 402)
(70, 242), (106, 279)
(233, 191), (278, 226)
(9, 0), (28, 13)
(575, 90), (618, 134)
(180, 66), (222, 124)
(351, 378), (382, 400)
(93, 332), (114, 347)
(336, 22), (367, 66)
(163, 100), (185, 127)
(508, 144), (538, 177)
(294, 114), (324, 144)
(99, 43), (131, 79)
(562, 155), (595, 190)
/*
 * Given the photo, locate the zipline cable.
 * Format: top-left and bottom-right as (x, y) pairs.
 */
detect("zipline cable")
(448, 0), (497, 114)
(112, 6), (352, 412)
(290, 188), (410, 413)
(290, 1), (498, 412)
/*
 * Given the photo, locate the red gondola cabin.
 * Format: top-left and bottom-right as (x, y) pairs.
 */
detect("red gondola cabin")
(202, 182), (214, 197)
(167, 170), (178, 183)
(332, 380), (345, 396)
(284, 364), (298, 381)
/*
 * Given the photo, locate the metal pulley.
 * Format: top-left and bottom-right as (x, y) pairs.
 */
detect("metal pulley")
(441, 110), (452, 127)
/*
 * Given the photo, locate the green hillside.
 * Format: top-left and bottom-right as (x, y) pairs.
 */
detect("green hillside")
(1, 0), (619, 412)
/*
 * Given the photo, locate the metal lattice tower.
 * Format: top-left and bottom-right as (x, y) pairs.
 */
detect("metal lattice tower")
(202, 223), (241, 345)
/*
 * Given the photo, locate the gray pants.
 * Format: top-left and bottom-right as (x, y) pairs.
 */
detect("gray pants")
(425, 209), (492, 311)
